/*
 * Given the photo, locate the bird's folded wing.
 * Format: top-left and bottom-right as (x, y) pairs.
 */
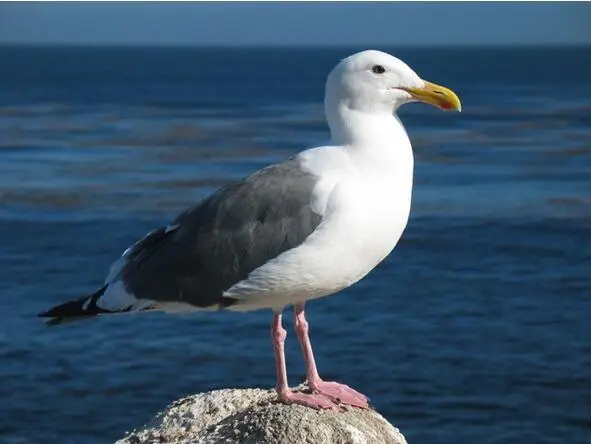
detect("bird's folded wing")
(107, 156), (324, 310)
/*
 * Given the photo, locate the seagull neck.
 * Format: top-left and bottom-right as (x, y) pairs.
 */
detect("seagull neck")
(327, 104), (411, 159)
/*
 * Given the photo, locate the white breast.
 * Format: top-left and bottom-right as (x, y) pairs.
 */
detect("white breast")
(316, 166), (413, 285)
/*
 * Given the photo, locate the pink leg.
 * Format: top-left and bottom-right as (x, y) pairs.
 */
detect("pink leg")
(294, 303), (369, 409)
(271, 311), (338, 410)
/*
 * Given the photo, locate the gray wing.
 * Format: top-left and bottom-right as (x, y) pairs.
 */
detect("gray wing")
(113, 156), (322, 309)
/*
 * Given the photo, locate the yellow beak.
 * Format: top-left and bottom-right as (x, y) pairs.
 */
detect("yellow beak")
(402, 81), (462, 112)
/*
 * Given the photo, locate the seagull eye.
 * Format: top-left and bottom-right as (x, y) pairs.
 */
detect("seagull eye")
(371, 65), (386, 74)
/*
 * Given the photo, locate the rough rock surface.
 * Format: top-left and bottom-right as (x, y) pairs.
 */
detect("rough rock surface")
(117, 385), (407, 444)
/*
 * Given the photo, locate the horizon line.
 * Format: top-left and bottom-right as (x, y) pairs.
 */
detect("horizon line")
(1, 42), (589, 49)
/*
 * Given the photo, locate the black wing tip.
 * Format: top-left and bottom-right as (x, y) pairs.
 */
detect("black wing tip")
(38, 286), (108, 326)
(38, 303), (97, 326)
(37, 308), (86, 326)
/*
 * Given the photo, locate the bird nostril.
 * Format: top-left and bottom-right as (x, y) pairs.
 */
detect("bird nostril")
(434, 90), (445, 96)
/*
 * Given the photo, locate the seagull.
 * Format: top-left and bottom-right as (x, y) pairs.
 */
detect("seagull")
(40, 50), (461, 410)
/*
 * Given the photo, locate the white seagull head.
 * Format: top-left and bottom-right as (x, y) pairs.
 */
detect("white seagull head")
(325, 50), (462, 116)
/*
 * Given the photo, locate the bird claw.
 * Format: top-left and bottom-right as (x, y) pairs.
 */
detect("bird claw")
(309, 380), (370, 409)
(278, 390), (341, 410)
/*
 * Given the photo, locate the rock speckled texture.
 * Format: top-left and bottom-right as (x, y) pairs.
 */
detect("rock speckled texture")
(117, 385), (407, 444)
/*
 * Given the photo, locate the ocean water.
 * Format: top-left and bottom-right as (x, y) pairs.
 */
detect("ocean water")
(0, 46), (589, 444)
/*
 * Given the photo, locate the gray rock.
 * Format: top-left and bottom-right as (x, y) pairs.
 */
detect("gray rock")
(117, 385), (407, 444)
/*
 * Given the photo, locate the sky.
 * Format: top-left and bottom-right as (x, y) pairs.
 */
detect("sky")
(0, 2), (589, 47)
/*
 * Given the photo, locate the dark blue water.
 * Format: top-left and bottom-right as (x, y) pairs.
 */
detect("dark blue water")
(0, 46), (590, 444)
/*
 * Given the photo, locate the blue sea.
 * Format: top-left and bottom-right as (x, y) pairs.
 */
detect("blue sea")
(0, 46), (589, 444)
